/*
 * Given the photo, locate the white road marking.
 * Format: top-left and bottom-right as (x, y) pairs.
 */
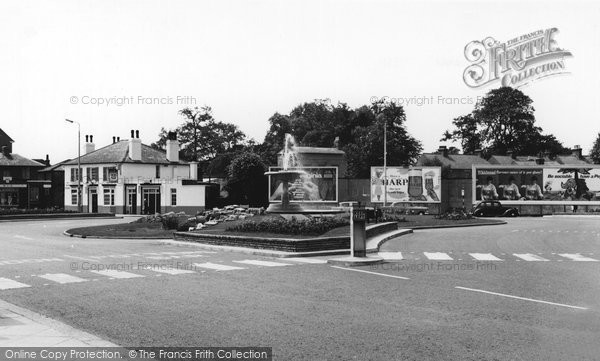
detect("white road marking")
(424, 252), (453, 261)
(558, 254), (599, 262)
(0, 277), (30, 290)
(513, 253), (549, 261)
(39, 273), (88, 284)
(151, 268), (195, 275)
(330, 266), (410, 280)
(284, 258), (328, 264)
(91, 270), (144, 279)
(233, 260), (293, 267)
(14, 235), (34, 240)
(63, 255), (99, 262)
(193, 262), (246, 271)
(378, 252), (404, 261)
(455, 286), (588, 310)
(469, 253), (503, 261)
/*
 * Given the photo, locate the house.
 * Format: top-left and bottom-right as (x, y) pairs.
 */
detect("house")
(0, 128), (51, 209)
(62, 130), (211, 214)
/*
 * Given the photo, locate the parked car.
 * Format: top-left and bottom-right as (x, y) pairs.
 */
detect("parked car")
(389, 202), (429, 215)
(472, 200), (519, 217)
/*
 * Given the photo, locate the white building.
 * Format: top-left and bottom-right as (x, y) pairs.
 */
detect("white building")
(63, 131), (209, 214)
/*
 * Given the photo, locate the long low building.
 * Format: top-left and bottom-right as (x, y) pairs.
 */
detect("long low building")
(63, 131), (211, 215)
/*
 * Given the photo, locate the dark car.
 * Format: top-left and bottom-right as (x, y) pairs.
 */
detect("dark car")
(472, 200), (519, 217)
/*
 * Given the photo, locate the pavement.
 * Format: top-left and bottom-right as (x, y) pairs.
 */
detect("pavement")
(0, 216), (599, 360)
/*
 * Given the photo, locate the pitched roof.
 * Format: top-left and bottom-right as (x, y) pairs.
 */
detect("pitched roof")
(418, 152), (594, 169)
(39, 159), (71, 172)
(64, 140), (186, 166)
(0, 153), (45, 167)
(0, 128), (14, 143)
(416, 153), (492, 169)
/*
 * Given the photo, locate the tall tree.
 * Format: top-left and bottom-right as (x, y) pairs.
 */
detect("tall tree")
(591, 132), (600, 164)
(152, 106), (247, 161)
(442, 87), (568, 156)
(225, 152), (268, 206)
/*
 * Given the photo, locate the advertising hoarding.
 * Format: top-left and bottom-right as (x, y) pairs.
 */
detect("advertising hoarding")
(473, 166), (600, 204)
(370, 167), (442, 203)
(268, 167), (337, 202)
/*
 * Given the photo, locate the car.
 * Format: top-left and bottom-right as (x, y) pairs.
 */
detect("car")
(472, 200), (519, 217)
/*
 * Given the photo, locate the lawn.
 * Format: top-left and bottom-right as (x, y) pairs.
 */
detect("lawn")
(66, 222), (176, 238)
(66, 214), (504, 239)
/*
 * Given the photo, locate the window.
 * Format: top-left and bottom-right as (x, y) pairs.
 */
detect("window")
(103, 187), (115, 206)
(71, 189), (78, 205)
(155, 165), (160, 178)
(70, 168), (80, 182)
(86, 167), (99, 182)
(171, 188), (177, 206)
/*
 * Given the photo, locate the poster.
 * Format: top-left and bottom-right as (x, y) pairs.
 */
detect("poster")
(370, 167), (442, 203)
(268, 167), (337, 202)
(474, 167), (600, 202)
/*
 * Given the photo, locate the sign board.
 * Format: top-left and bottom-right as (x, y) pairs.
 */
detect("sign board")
(473, 165), (600, 204)
(0, 184), (26, 188)
(352, 208), (367, 221)
(370, 167), (442, 203)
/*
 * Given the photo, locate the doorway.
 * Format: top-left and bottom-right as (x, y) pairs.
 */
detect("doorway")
(142, 187), (160, 214)
(88, 188), (98, 213)
(126, 187), (137, 214)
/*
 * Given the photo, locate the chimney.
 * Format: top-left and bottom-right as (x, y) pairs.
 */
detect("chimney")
(507, 150), (515, 159)
(129, 130), (142, 161)
(45, 154), (50, 166)
(1, 146), (9, 156)
(474, 149), (483, 157)
(190, 161), (198, 180)
(112, 136), (116, 144)
(166, 131), (179, 163)
(438, 145), (448, 158)
(135, 130), (139, 139)
(117, 136), (120, 142)
(84, 134), (95, 154)
(130, 130), (135, 138)
(572, 145), (582, 159)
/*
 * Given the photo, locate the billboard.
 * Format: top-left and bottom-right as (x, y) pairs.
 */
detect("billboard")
(370, 167), (442, 203)
(474, 166), (600, 203)
(268, 167), (337, 202)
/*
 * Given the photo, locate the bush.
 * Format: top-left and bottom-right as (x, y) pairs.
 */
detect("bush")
(435, 208), (473, 220)
(161, 216), (180, 230)
(227, 216), (349, 236)
(0, 208), (76, 215)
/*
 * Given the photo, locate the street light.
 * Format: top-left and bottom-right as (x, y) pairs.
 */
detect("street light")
(65, 119), (82, 213)
(383, 116), (387, 207)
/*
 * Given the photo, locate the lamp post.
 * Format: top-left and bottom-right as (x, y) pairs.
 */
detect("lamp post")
(65, 119), (82, 213)
(383, 116), (387, 207)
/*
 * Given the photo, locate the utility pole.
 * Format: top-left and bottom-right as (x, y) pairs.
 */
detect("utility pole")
(65, 119), (82, 213)
(383, 116), (387, 207)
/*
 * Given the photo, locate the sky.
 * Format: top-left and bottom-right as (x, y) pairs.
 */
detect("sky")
(0, 0), (598, 163)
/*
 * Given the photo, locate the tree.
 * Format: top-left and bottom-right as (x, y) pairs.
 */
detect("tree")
(225, 152), (268, 206)
(259, 99), (422, 178)
(591, 132), (600, 164)
(152, 106), (247, 161)
(442, 87), (568, 156)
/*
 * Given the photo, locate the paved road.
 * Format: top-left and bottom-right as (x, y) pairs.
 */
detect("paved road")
(0, 217), (599, 360)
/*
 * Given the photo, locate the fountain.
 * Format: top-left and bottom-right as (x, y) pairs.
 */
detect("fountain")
(265, 134), (308, 213)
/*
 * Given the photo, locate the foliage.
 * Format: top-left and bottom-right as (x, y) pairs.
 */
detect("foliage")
(442, 87), (568, 156)
(227, 216), (349, 235)
(161, 215), (180, 230)
(151, 106), (247, 161)
(435, 208), (473, 220)
(591, 132), (600, 164)
(259, 99), (422, 178)
(225, 152), (268, 206)
(0, 208), (76, 215)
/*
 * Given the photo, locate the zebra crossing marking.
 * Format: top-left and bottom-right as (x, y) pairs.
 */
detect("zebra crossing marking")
(284, 258), (328, 264)
(193, 262), (246, 271)
(423, 252), (453, 261)
(469, 253), (503, 261)
(558, 254), (599, 262)
(377, 252), (404, 261)
(0, 277), (30, 290)
(151, 268), (196, 275)
(39, 273), (88, 284)
(233, 260), (293, 267)
(513, 253), (550, 262)
(91, 270), (144, 279)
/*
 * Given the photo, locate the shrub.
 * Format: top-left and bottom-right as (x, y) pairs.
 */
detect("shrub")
(161, 215), (180, 230)
(435, 208), (473, 220)
(226, 216), (349, 236)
